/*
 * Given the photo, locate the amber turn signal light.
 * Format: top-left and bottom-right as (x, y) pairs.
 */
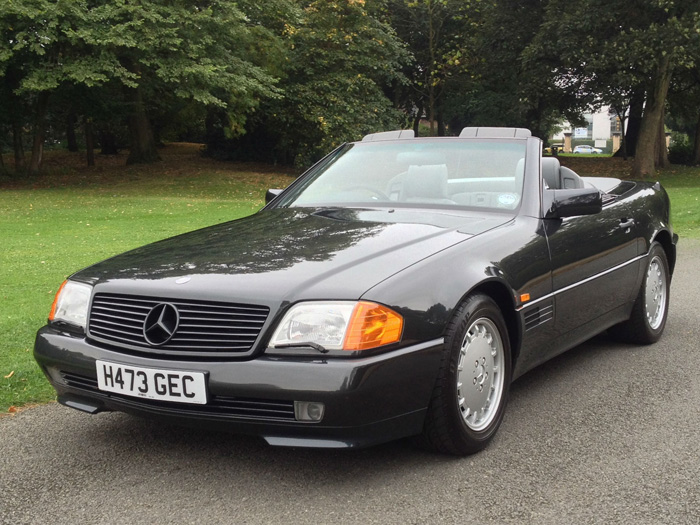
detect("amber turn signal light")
(48, 281), (68, 321)
(343, 302), (403, 351)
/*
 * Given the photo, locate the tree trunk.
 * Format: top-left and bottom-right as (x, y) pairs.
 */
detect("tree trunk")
(66, 111), (79, 152)
(654, 106), (669, 169)
(125, 86), (160, 165)
(614, 90), (644, 158)
(412, 107), (422, 136)
(29, 91), (50, 175)
(204, 108), (221, 148)
(692, 111), (700, 165)
(0, 144), (5, 174)
(428, 3), (436, 136)
(632, 55), (672, 178)
(437, 111), (445, 136)
(85, 118), (95, 167)
(99, 129), (119, 155)
(428, 86), (436, 135)
(12, 120), (25, 173)
(153, 122), (163, 148)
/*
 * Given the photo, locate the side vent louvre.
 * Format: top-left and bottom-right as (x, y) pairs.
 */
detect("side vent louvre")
(524, 302), (554, 331)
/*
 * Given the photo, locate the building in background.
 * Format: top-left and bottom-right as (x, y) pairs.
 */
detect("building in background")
(551, 107), (622, 153)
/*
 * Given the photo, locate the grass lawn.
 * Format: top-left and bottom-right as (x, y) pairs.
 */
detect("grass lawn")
(0, 144), (296, 412)
(1, 147), (698, 413)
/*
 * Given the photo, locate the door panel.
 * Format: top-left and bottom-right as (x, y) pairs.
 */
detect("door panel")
(545, 197), (641, 335)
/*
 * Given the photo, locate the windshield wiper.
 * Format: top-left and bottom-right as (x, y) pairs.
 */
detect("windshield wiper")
(272, 342), (329, 354)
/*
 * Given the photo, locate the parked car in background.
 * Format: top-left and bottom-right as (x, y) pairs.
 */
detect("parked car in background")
(573, 144), (603, 154)
(35, 127), (676, 455)
(544, 143), (565, 155)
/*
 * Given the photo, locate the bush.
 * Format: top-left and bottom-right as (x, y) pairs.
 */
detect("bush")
(668, 132), (694, 165)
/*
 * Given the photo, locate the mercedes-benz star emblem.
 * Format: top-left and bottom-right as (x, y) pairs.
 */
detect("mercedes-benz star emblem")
(143, 303), (180, 346)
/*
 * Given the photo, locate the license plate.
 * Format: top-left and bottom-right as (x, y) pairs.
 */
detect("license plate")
(96, 360), (207, 405)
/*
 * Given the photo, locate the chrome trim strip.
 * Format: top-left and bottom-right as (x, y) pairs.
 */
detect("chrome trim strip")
(516, 253), (647, 312)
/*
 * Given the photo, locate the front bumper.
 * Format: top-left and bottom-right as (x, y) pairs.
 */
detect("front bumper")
(34, 327), (444, 449)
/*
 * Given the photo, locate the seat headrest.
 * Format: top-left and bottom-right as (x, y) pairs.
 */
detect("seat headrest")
(541, 157), (561, 189)
(403, 164), (448, 199)
(559, 166), (584, 189)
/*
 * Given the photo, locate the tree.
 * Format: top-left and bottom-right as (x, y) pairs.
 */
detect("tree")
(0, 0), (60, 174)
(474, 0), (590, 139)
(0, 0), (281, 171)
(73, 0), (282, 164)
(667, 63), (700, 164)
(387, 0), (473, 135)
(0, 68), (27, 173)
(215, 0), (410, 166)
(530, 0), (700, 177)
(282, 0), (409, 162)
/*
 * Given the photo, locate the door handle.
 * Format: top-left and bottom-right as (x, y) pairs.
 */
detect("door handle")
(619, 218), (635, 230)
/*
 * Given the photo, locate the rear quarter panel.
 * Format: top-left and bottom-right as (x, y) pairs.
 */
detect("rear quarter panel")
(629, 182), (676, 272)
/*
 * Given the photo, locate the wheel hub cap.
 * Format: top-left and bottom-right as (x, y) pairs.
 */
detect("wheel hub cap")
(645, 255), (667, 330)
(457, 318), (505, 432)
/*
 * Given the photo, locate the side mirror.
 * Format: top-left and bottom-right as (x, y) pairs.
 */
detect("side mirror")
(265, 188), (284, 204)
(545, 187), (602, 218)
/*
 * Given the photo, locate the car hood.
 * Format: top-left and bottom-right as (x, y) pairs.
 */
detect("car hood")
(74, 207), (511, 304)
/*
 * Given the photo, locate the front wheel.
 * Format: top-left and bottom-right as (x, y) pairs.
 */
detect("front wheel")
(609, 241), (670, 344)
(418, 294), (512, 455)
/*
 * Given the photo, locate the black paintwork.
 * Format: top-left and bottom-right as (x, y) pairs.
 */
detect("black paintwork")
(34, 134), (677, 449)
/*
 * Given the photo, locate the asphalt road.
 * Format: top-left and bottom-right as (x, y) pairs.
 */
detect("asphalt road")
(2, 240), (699, 525)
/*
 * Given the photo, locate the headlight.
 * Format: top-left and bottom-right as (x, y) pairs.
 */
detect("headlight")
(269, 301), (403, 352)
(49, 280), (92, 329)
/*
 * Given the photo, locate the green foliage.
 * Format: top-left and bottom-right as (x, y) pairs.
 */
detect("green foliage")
(448, 0), (570, 137)
(668, 132), (694, 165)
(280, 0), (409, 164)
(208, 0), (410, 166)
(527, 0), (700, 171)
(4, 0), (700, 170)
(667, 62), (700, 163)
(0, 0), (284, 170)
(387, 0), (476, 134)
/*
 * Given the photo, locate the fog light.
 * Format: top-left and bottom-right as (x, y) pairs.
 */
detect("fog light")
(294, 401), (325, 422)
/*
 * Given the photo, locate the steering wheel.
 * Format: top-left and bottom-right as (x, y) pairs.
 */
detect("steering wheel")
(344, 186), (390, 201)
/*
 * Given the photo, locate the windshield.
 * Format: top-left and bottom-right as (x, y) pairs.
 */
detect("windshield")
(277, 139), (527, 212)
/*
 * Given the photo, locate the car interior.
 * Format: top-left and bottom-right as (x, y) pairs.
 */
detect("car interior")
(541, 157), (585, 189)
(288, 140), (529, 211)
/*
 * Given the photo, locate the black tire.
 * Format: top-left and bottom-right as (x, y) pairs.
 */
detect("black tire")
(417, 294), (512, 456)
(609, 241), (670, 344)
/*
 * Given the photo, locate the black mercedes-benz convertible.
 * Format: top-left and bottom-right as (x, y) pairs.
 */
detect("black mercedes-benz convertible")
(34, 127), (677, 455)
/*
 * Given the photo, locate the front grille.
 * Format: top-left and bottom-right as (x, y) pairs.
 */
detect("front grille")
(61, 371), (296, 421)
(87, 293), (270, 358)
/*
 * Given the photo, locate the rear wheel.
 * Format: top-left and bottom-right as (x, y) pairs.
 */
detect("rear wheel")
(609, 241), (670, 344)
(418, 294), (512, 455)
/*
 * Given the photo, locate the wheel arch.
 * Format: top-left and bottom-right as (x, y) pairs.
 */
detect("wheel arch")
(468, 280), (521, 366)
(653, 229), (676, 276)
